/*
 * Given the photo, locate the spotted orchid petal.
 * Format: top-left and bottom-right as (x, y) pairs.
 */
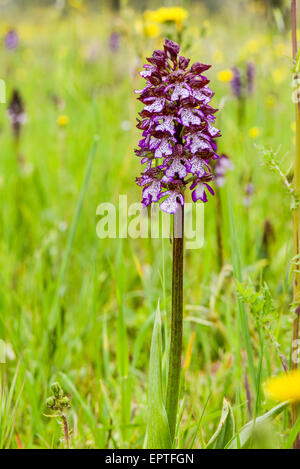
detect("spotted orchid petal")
(160, 191), (184, 214)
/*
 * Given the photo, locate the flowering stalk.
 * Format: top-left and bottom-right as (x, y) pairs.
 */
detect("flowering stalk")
(166, 205), (184, 440)
(291, 0), (300, 449)
(231, 64), (255, 126)
(7, 89), (26, 143)
(135, 39), (221, 444)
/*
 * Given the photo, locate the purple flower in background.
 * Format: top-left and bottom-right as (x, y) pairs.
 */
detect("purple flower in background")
(214, 153), (234, 187)
(230, 63), (256, 100)
(247, 62), (255, 95)
(135, 39), (221, 214)
(243, 182), (255, 207)
(109, 32), (120, 53)
(231, 67), (242, 99)
(4, 29), (19, 51)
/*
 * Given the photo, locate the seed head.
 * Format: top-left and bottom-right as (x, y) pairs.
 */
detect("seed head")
(51, 382), (63, 398)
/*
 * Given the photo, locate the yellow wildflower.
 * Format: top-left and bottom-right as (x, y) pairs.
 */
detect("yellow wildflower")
(57, 115), (69, 127)
(274, 42), (289, 57)
(264, 95), (276, 109)
(249, 127), (261, 139)
(272, 68), (287, 85)
(69, 0), (83, 8)
(292, 121), (297, 132)
(144, 6), (188, 31)
(217, 69), (234, 83)
(264, 370), (300, 403)
(246, 39), (260, 54)
(144, 21), (160, 39)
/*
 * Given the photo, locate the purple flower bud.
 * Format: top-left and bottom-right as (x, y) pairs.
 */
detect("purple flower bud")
(164, 39), (180, 61)
(7, 89), (27, 140)
(231, 67), (242, 99)
(243, 182), (255, 207)
(247, 62), (255, 95)
(4, 29), (19, 51)
(179, 56), (190, 70)
(109, 32), (120, 53)
(191, 62), (211, 74)
(135, 39), (222, 213)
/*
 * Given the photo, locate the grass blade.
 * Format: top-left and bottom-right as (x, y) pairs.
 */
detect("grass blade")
(206, 397), (235, 449)
(146, 302), (172, 449)
(227, 402), (287, 449)
(227, 191), (257, 394)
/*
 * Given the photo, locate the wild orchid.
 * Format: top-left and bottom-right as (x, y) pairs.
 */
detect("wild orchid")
(135, 38), (221, 445)
(135, 39), (221, 215)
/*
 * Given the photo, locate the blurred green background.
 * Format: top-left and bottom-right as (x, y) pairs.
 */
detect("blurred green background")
(0, 0), (298, 450)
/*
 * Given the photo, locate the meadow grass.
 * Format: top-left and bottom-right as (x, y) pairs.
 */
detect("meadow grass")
(0, 2), (298, 449)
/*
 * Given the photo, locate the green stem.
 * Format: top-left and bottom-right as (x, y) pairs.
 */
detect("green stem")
(215, 187), (223, 270)
(291, 0), (300, 449)
(166, 206), (184, 443)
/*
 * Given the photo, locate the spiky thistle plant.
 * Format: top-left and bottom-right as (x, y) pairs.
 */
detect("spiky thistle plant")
(135, 38), (221, 444)
(45, 382), (71, 449)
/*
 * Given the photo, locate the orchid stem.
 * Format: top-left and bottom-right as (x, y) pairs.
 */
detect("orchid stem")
(166, 205), (184, 444)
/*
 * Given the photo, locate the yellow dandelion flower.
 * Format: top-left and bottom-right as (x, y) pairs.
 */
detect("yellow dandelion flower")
(249, 127), (261, 139)
(57, 115), (69, 127)
(217, 69), (234, 83)
(264, 370), (300, 403)
(144, 21), (160, 39)
(275, 42), (289, 57)
(272, 68), (287, 85)
(264, 95), (276, 108)
(246, 39), (260, 54)
(292, 121), (297, 132)
(144, 6), (188, 31)
(69, 0), (83, 9)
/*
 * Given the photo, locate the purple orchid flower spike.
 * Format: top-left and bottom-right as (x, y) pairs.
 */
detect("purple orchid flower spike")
(4, 29), (19, 51)
(247, 62), (255, 95)
(231, 67), (242, 99)
(109, 32), (120, 53)
(135, 38), (221, 213)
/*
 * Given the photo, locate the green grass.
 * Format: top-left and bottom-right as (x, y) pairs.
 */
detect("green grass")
(0, 2), (297, 449)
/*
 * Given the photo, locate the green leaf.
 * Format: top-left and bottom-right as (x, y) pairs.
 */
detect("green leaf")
(227, 402), (288, 449)
(145, 302), (172, 449)
(285, 414), (300, 449)
(206, 398), (235, 449)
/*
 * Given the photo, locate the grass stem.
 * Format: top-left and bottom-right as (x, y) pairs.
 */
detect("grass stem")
(291, 0), (300, 449)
